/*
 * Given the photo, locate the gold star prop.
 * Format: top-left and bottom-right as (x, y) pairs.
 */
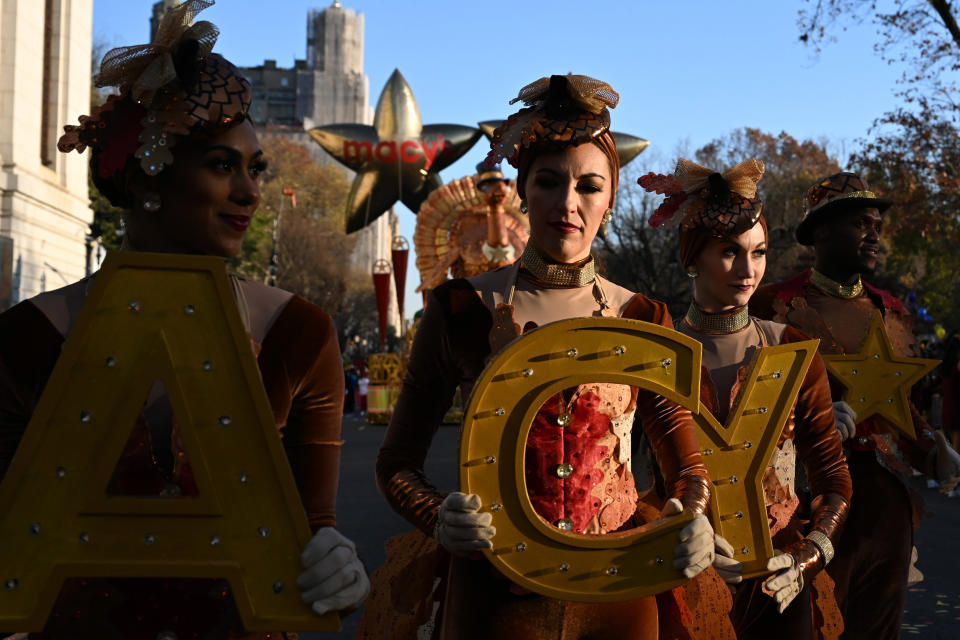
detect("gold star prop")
(822, 310), (938, 440)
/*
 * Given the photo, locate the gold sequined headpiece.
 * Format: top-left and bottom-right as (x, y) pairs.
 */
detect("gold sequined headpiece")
(639, 158), (765, 235)
(57, 0), (251, 178)
(486, 74), (619, 168)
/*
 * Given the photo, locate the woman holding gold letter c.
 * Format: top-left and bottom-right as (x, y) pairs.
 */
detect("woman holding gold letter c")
(639, 159), (852, 639)
(375, 75), (720, 639)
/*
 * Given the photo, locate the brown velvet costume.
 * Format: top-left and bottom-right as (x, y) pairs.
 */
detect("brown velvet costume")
(0, 276), (344, 639)
(373, 262), (721, 640)
(752, 270), (935, 640)
(674, 316), (851, 640)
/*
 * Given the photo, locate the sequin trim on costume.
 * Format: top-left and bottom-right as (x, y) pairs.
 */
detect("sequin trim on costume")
(520, 245), (596, 288)
(810, 269), (864, 299)
(684, 302), (750, 334)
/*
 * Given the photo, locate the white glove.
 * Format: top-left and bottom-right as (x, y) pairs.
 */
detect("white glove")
(712, 534), (743, 584)
(832, 401), (858, 441)
(933, 431), (960, 485)
(763, 553), (803, 613)
(296, 527), (370, 617)
(660, 497), (714, 579)
(435, 492), (496, 556)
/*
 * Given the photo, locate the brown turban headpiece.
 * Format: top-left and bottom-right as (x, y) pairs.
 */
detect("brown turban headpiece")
(487, 74), (620, 206)
(639, 158), (766, 268)
(57, 0), (251, 178)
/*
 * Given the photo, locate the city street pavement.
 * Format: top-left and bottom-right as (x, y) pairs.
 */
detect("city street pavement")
(303, 413), (960, 639)
(301, 412), (459, 640)
(901, 476), (960, 638)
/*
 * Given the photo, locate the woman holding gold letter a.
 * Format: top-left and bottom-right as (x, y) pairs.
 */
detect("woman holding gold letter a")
(640, 159), (852, 639)
(0, 1), (366, 636)
(375, 74), (720, 639)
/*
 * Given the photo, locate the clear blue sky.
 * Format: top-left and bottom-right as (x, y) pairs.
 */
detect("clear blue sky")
(93, 0), (907, 317)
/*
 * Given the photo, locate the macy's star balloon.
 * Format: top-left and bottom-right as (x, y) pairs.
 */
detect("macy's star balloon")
(309, 69), (482, 233)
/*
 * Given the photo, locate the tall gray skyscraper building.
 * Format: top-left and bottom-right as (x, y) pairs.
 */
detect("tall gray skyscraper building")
(298, 3), (371, 128)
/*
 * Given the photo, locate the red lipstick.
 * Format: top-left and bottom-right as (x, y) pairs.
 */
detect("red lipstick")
(220, 214), (251, 232)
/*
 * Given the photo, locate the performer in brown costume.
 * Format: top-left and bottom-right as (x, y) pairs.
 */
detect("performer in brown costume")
(640, 159), (852, 639)
(0, 2), (367, 637)
(751, 171), (960, 639)
(374, 75), (722, 640)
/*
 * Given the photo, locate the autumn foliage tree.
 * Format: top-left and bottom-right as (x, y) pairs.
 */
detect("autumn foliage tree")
(799, 0), (960, 330)
(235, 136), (382, 347)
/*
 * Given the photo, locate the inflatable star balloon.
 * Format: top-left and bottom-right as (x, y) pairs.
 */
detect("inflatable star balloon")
(478, 120), (650, 168)
(309, 70), (482, 233)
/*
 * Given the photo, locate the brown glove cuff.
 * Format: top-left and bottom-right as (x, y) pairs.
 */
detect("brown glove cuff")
(809, 492), (850, 541)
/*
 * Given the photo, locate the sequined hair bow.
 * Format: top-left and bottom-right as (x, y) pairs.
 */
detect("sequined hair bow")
(639, 158), (765, 235)
(486, 74), (619, 168)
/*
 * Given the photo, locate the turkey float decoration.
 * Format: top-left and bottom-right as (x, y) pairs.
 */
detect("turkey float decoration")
(415, 162), (529, 293)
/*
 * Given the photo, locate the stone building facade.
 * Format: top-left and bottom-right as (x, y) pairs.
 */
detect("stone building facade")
(0, 0), (93, 308)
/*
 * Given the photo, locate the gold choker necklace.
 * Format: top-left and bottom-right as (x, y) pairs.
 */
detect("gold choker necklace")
(685, 302), (750, 334)
(520, 245), (596, 288)
(810, 269), (863, 299)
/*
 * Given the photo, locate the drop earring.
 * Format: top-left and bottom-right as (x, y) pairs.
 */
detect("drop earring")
(602, 208), (613, 224)
(142, 193), (162, 213)
(519, 199), (528, 214)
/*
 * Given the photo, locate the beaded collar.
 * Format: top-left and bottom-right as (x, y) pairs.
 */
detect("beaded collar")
(810, 269), (864, 299)
(685, 302), (750, 334)
(520, 245), (596, 288)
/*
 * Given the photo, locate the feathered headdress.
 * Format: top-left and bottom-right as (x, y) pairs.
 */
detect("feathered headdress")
(57, 0), (250, 177)
(639, 158), (765, 235)
(486, 74), (619, 168)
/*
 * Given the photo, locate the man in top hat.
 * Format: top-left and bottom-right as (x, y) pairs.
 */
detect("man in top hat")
(752, 171), (960, 639)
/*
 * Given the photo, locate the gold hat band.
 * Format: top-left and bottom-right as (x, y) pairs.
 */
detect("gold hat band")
(806, 190), (877, 215)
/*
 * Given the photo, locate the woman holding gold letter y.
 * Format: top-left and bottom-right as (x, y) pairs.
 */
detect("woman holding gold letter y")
(0, 1), (367, 636)
(375, 75), (720, 639)
(639, 159), (852, 639)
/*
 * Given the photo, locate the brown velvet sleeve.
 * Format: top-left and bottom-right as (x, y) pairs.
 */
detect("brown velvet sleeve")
(0, 302), (64, 481)
(623, 294), (711, 514)
(376, 287), (463, 536)
(261, 297), (344, 532)
(781, 326), (852, 582)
